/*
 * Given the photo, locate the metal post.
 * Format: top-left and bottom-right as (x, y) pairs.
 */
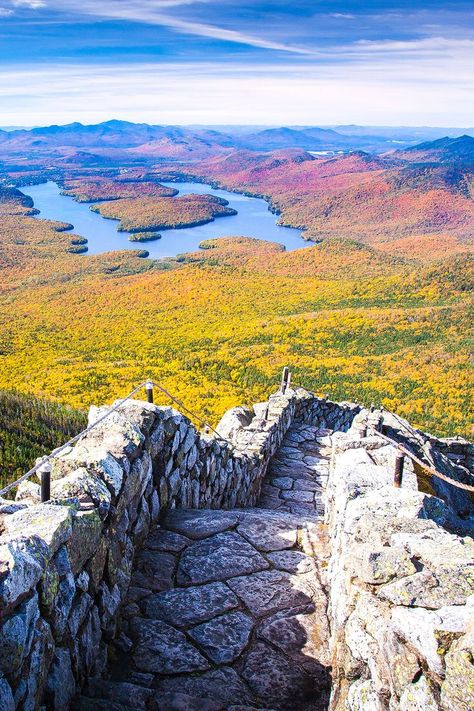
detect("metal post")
(39, 461), (51, 503)
(394, 452), (405, 488)
(370, 403), (375, 413)
(145, 381), (154, 404)
(280, 367), (289, 394)
(263, 404), (269, 420)
(286, 372), (292, 391)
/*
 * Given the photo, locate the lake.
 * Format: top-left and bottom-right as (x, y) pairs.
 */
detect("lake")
(22, 180), (309, 259)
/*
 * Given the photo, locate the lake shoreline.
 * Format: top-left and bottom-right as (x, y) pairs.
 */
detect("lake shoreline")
(21, 179), (309, 260)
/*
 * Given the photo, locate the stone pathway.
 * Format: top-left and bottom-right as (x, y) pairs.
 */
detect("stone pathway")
(75, 425), (332, 711)
(258, 425), (332, 519)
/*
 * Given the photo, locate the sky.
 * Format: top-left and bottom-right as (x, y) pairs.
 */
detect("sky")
(0, 1), (473, 126)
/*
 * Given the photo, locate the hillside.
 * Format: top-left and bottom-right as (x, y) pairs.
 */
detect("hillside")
(161, 146), (474, 257)
(398, 135), (474, 165)
(0, 185), (472, 448)
(0, 389), (86, 487)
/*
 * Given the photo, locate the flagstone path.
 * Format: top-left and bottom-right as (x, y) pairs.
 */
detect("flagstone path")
(75, 424), (333, 711)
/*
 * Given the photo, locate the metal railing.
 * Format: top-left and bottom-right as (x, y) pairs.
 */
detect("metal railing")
(0, 379), (232, 500)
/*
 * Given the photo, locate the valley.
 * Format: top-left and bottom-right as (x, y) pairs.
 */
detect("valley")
(0, 122), (473, 480)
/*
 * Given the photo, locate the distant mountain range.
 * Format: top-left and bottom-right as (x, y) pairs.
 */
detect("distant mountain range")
(1, 120), (473, 159)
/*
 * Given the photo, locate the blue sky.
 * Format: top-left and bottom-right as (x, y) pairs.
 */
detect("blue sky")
(0, 1), (473, 126)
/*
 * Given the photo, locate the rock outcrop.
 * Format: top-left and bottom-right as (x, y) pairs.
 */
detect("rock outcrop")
(326, 419), (474, 711)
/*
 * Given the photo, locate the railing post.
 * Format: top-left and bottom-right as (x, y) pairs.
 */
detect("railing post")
(39, 460), (51, 502)
(145, 381), (154, 404)
(394, 451), (405, 488)
(280, 367), (289, 394)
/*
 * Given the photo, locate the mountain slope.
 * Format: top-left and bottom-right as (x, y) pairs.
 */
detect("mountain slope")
(398, 135), (474, 165)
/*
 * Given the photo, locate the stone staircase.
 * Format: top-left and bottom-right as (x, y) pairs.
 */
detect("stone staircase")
(74, 423), (333, 711)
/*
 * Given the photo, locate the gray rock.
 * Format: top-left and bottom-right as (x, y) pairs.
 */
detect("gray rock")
(84, 680), (152, 709)
(177, 532), (268, 585)
(271, 477), (294, 490)
(17, 618), (54, 711)
(189, 611), (253, 663)
(0, 537), (48, 609)
(0, 498), (27, 515)
(76, 570), (90, 592)
(280, 490), (314, 503)
(399, 675), (440, 710)
(241, 642), (315, 705)
(53, 444), (125, 497)
(132, 550), (176, 591)
(215, 406), (254, 443)
(0, 676), (14, 711)
(267, 550), (314, 574)
(50, 468), (111, 517)
(152, 692), (224, 711)
(45, 648), (76, 711)
(15, 480), (41, 504)
(391, 603), (473, 676)
(442, 627), (474, 711)
(67, 508), (103, 574)
(258, 608), (331, 673)
(86, 406), (145, 457)
(47, 572), (76, 640)
(0, 592), (39, 673)
(145, 582), (239, 627)
(68, 592), (93, 638)
(292, 478), (322, 491)
(2, 504), (72, 554)
(237, 517), (297, 552)
(163, 510), (239, 540)
(228, 570), (316, 617)
(130, 618), (209, 673)
(156, 668), (253, 705)
(98, 582), (121, 631)
(346, 679), (384, 711)
(74, 698), (135, 711)
(77, 604), (101, 677)
(352, 546), (417, 585)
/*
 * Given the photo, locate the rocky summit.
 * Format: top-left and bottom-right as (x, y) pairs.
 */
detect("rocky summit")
(0, 388), (472, 711)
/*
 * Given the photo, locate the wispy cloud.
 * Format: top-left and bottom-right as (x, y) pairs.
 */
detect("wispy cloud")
(329, 13), (355, 20)
(12, 0), (45, 7)
(0, 6), (13, 14)
(7, 0), (320, 55)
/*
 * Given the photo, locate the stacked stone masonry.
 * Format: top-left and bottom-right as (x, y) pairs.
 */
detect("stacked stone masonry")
(326, 413), (474, 711)
(0, 387), (472, 711)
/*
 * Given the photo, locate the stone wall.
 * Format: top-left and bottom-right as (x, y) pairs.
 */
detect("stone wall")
(325, 414), (474, 711)
(6, 386), (470, 711)
(294, 395), (361, 432)
(0, 387), (358, 710)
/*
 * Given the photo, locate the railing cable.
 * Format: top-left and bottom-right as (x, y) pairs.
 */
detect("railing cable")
(0, 379), (233, 498)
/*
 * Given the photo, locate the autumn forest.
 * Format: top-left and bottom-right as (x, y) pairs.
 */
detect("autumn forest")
(0, 122), (473, 482)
